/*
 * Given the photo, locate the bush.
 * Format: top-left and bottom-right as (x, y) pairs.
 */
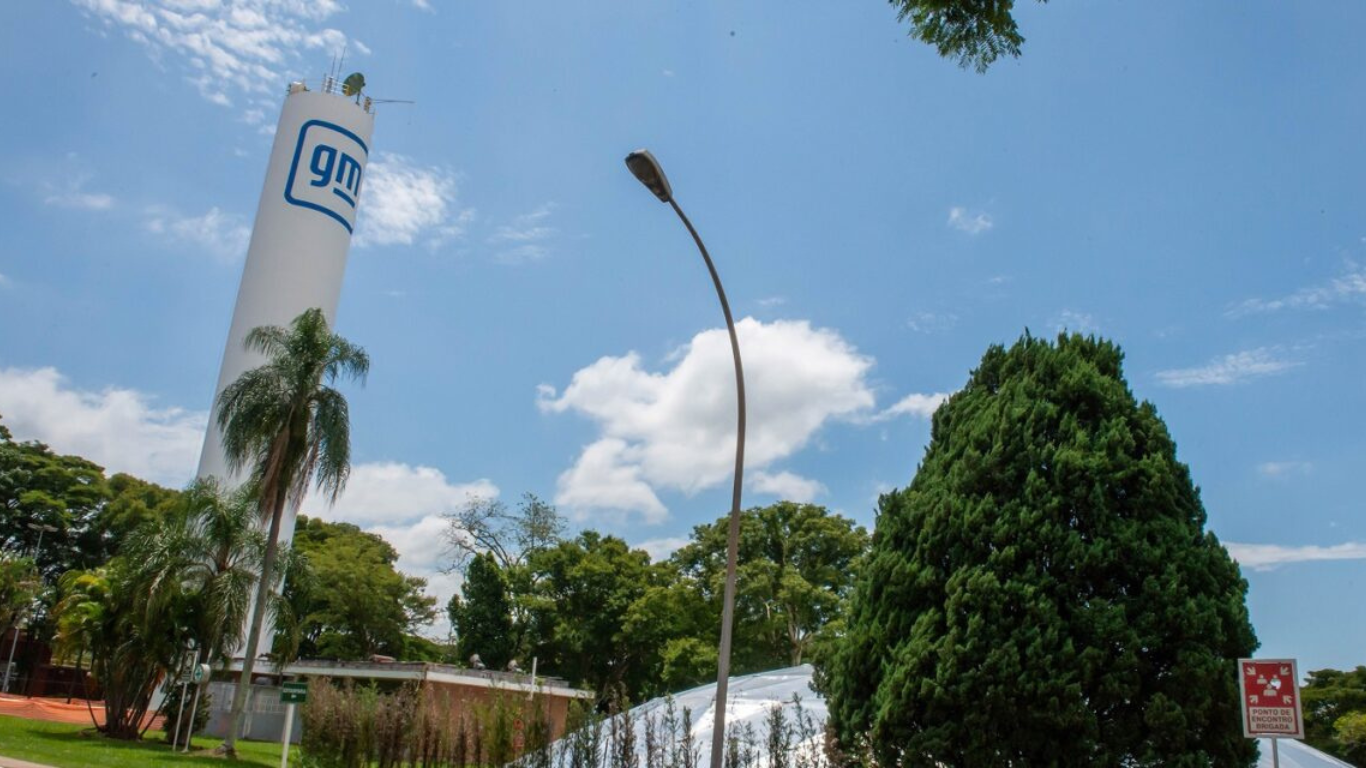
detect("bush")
(298, 677), (554, 768)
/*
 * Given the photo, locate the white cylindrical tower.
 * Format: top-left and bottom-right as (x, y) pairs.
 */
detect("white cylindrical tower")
(197, 79), (374, 651)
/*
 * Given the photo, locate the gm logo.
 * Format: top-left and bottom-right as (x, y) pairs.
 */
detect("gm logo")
(284, 119), (369, 234)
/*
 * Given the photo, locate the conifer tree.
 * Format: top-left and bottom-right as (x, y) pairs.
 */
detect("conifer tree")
(450, 552), (514, 669)
(825, 333), (1258, 767)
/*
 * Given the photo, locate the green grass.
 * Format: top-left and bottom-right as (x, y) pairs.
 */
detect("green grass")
(0, 714), (300, 768)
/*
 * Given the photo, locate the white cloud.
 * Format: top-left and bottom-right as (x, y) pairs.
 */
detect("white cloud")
(300, 461), (500, 638)
(0, 367), (205, 487)
(1257, 461), (1312, 478)
(1230, 261), (1366, 316)
(1155, 348), (1301, 388)
(1052, 310), (1098, 334)
(947, 206), (993, 235)
(756, 297), (787, 308)
(365, 514), (451, 574)
(72, 0), (357, 110)
(873, 392), (949, 421)
(1226, 541), (1366, 572)
(0, 273), (9, 288)
(539, 318), (876, 521)
(145, 205), (251, 261)
(488, 204), (556, 265)
(551, 439), (668, 524)
(409, 0), (434, 11)
(750, 470), (825, 502)
(633, 536), (689, 562)
(300, 461), (498, 527)
(353, 153), (472, 248)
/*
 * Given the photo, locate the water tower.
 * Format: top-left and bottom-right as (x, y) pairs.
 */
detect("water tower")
(197, 73), (375, 652)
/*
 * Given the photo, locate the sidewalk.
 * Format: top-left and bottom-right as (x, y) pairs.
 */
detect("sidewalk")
(0, 757), (58, 768)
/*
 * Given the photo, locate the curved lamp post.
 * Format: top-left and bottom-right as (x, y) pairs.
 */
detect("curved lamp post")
(625, 149), (746, 768)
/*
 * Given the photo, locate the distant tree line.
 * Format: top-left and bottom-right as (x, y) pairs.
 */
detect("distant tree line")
(443, 495), (869, 703)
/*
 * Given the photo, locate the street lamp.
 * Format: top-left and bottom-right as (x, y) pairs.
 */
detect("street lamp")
(2, 523), (58, 693)
(28, 522), (58, 560)
(625, 149), (746, 768)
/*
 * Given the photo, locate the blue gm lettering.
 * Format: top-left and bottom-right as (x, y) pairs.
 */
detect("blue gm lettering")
(284, 120), (370, 234)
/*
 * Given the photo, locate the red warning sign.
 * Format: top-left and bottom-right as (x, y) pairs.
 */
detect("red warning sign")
(1238, 658), (1304, 738)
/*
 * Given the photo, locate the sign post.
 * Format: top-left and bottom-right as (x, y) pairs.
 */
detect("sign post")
(1239, 658), (1304, 768)
(280, 681), (308, 768)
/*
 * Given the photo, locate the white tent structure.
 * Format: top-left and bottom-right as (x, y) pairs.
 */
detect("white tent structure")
(604, 665), (1349, 768)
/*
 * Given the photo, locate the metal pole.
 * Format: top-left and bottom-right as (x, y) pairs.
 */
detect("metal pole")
(183, 682), (203, 753)
(280, 702), (296, 768)
(667, 198), (747, 768)
(1, 621), (20, 693)
(173, 676), (190, 750)
(1271, 737), (1279, 768)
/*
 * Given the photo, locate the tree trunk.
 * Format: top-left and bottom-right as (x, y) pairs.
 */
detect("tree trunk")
(222, 491), (285, 756)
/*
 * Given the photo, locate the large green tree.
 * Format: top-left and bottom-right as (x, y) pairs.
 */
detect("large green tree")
(891, 0), (1047, 72)
(0, 418), (112, 582)
(825, 333), (1258, 767)
(673, 502), (868, 671)
(289, 515), (436, 660)
(522, 532), (666, 698)
(214, 307), (368, 755)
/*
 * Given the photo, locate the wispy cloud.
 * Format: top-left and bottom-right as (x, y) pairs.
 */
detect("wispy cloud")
(0, 273), (10, 289)
(72, 0), (360, 111)
(1155, 348), (1301, 388)
(353, 153), (473, 248)
(45, 185), (114, 210)
(1052, 310), (1098, 334)
(1257, 461), (1312, 478)
(145, 205), (251, 261)
(1230, 261), (1366, 316)
(947, 206), (993, 235)
(40, 155), (115, 210)
(757, 296), (787, 309)
(1226, 541), (1366, 572)
(488, 204), (557, 265)
(907, 311), (958, 334)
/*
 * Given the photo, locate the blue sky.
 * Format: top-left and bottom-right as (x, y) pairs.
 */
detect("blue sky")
(2, 1), (1365, 673)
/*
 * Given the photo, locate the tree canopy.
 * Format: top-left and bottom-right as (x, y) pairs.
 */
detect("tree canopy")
(290, 515), (437, 661)
(891, 0), (1047, 72)
(673, 502), (867, 670)
(824, 333), (1258, 767)
(1303, 667), (1366, 764)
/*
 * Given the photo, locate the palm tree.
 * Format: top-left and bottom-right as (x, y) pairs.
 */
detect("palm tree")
(166, 479), (266, 665)
(214, 307), (368, 755)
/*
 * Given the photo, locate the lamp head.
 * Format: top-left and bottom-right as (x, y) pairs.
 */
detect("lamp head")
(625, 149), (673, 203)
